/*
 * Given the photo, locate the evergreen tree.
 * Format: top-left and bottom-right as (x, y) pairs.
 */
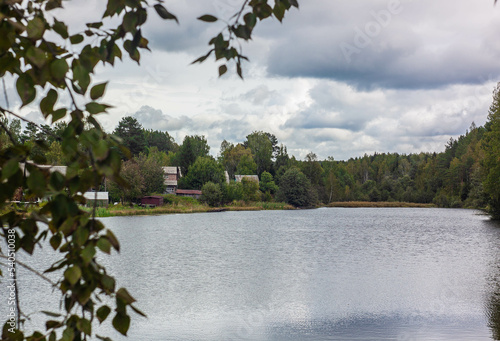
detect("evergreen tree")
(482, 83), (500, 219)
(176, 135), (210, 176)
(113, 116), (147, 157)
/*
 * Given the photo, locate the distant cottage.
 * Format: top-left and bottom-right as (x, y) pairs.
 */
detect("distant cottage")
(83, 192), (109, 207)
(163, 167), (182, 194)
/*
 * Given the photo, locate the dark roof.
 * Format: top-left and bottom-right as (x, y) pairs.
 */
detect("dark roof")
(142, 196), (163, 199)
(176, 189), (202, 195)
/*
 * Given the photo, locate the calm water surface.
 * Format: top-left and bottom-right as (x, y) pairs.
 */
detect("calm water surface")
(6, 208), (500, 340)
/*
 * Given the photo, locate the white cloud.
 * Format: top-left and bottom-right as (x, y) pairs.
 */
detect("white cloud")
(3, 0), (498, 162)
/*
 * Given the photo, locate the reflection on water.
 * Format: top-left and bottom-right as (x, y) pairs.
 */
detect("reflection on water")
(488, 291), (500, 340)
(486, 219), (500, 340)
(2, 208), (500, 340)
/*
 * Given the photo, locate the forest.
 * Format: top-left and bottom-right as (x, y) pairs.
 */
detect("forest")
(2, 85), (500, 218)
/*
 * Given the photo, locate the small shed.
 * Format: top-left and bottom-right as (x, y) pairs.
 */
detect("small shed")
(83, 192), (109, 207)
(141, 196), (164, 207)
(176, 189), (202, 199)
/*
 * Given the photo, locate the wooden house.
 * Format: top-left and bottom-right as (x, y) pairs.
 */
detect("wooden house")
(163, 167), (182, 194)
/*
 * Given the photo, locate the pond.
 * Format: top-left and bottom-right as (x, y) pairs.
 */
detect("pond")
(5, 208), (500, 340)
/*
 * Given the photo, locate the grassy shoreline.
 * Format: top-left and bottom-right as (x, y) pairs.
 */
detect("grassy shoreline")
(85, 201), (295, 217)
(1, 200), (439, 219)
(88, 201), (437, 217)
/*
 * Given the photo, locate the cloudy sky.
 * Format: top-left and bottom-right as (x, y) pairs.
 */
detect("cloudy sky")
(6, 0), (500, 160)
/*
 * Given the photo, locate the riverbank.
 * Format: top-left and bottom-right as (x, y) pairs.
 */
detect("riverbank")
(85, 201), (295, 217)
(87, 200), (437, 217)
(1, 200), (438, 219)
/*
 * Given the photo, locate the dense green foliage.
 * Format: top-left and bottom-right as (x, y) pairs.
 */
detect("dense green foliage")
(178, 155), (224, 190)
(201, 181), (222, 207)
(276, 167), (316, 207)
(3, 94), (499, 212)
(175, 135), (210, 176)
(483, 83), (500, 219)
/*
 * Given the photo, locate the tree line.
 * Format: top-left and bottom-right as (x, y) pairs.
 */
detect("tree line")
(2, 84), (500, 217)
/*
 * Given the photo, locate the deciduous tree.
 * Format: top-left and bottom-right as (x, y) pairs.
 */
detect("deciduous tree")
(277, 167), (316, 207)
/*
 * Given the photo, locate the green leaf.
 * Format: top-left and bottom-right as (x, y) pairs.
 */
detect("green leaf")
(106, 230), (120, 251)
(61, 327), (74, 341)
(64, 265), (82, 286)
(52, 18), (68, 38)
(85, 102), (111, 115)
(112, 312), (130, 336)
(86, 22), (104, 29)
(76, 318), (92, 335)
(244, 13), (257, 29)
(70, 34), (84, 45)
(198, 14), (218, 22)
(50, 59), (69, 80)
(96, 335), (113, 341)
(26, 46), (48, 68)
(27, 168), (46, 197)
(236, 62), (243, 79)
(154, 4), (178, 23)
(191, 49), (213, 64)
(116, 287), (136, 304)
(90, 82), (107, 100)
(123, 11), (138, 32)
(1, 158), (20, 180)
(49, 233), (62, 250)
(96, 306), (111, 323)
(74, 226), (89, 246)
(81, 244), (96, 265)
(273, 1), (287, 22)
(51, 108), (67, 123)
(130, 304), (147, 317)
(73, 63), (90, 93)
(49, 170), (65, 191)
(46, 319), (63, 329)
(2, 322), (24, 340)
(233, 25), (251, 40)
(27, 17), (45, 39)
(93, 139), (109, 160)
(253, 3), (273, 19)
(218, 64), (227, 76)
(97, 237), (111, 254)
(16, 73), (36, 107)
(40, 89), (58, 117)
(101, 274), (115, 293)
(46, 0), (63, 11)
